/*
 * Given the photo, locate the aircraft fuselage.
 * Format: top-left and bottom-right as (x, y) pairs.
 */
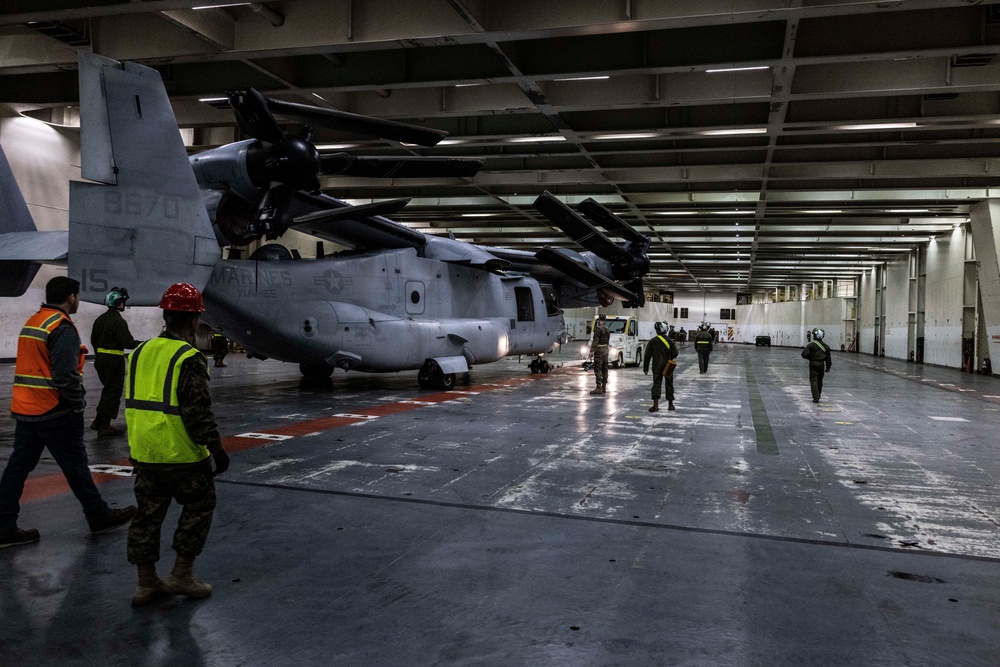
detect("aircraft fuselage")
(202, 248), (564, 372)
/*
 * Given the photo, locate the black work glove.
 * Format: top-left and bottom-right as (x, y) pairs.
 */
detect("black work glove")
(211, 449), (230, 477)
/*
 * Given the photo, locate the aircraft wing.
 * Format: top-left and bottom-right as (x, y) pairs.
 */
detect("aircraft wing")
(0, 144), (67, 296)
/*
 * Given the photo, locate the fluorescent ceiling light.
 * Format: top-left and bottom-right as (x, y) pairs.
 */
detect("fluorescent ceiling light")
(192, 2), (250, 8)
(198, 97), (228, 103)
(461, 213), (495, 217)
(802, 209), (842, 214)
(698, 128), (767, 136)
(438, 139), (465, 145)
(314, 143), (358, 150)
(888, 209), (930, 213)
(311, 93), (328, 102)
(837, 122), (918, 131)
(591, 133), (659, 140)
(455, 83), (484, 87)
(553, 76), (610, 82)
(713, 210), (751, 215)
(705, 66), (770, 73)
(509, 135), (566, 143)
(654, 211), (697, 215)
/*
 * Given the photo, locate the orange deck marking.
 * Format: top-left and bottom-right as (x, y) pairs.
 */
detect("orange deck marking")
(16, 375), (544, 502)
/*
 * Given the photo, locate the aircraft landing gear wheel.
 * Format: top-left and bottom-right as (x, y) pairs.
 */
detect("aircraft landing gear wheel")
(418, 360), (455, 390)
(529, 357), (551, 374)
(300, 363), (333, 379)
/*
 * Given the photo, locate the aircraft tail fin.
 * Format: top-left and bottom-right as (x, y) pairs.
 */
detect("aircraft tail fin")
(0, 144), (67, 296)
(69, 52), (220, 306)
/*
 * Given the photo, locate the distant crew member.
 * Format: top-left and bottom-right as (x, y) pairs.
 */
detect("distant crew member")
(126, 283), (230, 605)
(694, 322), (714, 374)
(589, 313), (611, 395)
(211, 330), (228, 368)
(643, 321), (679, 412)
(802, 327), (833, 403)
(678, 327), (687, 344)
(0, 276), (136, 549)
(90, 287), (141, 436)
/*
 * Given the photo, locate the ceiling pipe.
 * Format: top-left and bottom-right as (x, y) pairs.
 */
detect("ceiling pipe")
(249, 2), (283, 27)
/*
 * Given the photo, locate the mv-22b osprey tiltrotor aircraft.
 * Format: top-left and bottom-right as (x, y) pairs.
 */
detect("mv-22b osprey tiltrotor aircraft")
(0, 52), (652, 390)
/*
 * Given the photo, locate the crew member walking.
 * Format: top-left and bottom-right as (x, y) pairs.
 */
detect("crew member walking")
(643, 321), (679, 412)
(126, 283), (230, 605)
(0, 277), (136, 549)
(694, 322), (714, 374)
(90, 287), (141, 436)
(589, 313), (611, 395)
(802, 327), (833, 403)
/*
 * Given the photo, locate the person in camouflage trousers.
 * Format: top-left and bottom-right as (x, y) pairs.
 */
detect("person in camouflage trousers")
(590, 313), (611, 395)
(126, 283), (229, 606)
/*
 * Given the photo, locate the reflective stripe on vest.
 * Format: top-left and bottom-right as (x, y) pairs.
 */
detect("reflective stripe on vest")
(657, 335), (671, 349)
(97, 348), (124, 355)
(12, 308), (86, 415)
(125, 337), (210, 464)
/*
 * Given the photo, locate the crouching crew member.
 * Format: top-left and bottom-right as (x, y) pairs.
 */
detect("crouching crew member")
(644, 321), (679, 412)
(126, 283), (230, 605)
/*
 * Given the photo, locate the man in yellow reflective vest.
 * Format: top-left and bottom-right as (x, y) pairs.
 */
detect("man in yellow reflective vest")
(0, 277), (137, 549)
(125, 282), (230, 606)
(643, 321), (679, 412)
(90, 287), (142, 436)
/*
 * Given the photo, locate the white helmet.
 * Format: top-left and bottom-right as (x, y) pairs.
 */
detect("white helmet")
(812, 327), (825, 340)
(654, 321), (667, 335)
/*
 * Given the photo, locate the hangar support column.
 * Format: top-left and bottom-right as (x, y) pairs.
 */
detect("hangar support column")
(969, 200), (1000, 371)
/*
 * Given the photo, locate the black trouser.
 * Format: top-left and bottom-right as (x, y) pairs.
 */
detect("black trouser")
(809, 362), (826, 400)
(650, 362), (674, 401)
(94, 353), (126, 425)
(696, 348), (711, 373)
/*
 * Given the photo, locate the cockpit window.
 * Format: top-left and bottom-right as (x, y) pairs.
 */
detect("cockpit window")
(598, 319), (626, 334)
(540, 285), (560, 317)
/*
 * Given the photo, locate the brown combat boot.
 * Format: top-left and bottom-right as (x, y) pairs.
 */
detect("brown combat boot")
(162, 554), (213, 599)
(589, 384), (603, 395)
(132, 562), (169, 606)
(668, 401), (676, 411)
(649, 400), (659, 412)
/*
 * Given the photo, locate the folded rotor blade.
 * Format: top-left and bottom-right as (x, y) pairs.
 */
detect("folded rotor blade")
(535, 247), (639, 303)
(264, 97), (447, 147)
(291, 198), (412, 226)
(533, 192), (629, 264)
(319, 154), (482, 178)
(622, 278), (646, 308)
(227, 88), (285, 144)
(576, 198), (649, 246)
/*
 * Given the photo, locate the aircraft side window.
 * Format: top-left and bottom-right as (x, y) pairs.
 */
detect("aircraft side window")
(540, 285), (560, 317)
(515, 286), (534, 322)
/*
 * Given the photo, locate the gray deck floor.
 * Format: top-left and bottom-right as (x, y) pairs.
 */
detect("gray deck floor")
(1, 342), (998, 666)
